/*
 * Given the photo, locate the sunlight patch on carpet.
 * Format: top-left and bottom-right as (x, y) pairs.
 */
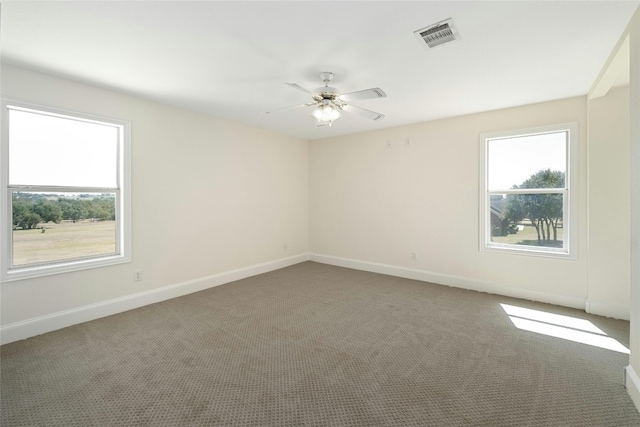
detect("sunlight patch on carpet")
(501, 303), (630, 354)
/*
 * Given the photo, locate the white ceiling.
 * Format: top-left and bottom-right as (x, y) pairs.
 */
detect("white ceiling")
(2, 1), (638, 140)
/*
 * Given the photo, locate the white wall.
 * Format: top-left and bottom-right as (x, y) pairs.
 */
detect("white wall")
(587, 85), (631, 318)
(586, 6), (639, 409)
(0, 64), (309, 334)
(309, 95), (634, 315)
(628, 6), (640, 412)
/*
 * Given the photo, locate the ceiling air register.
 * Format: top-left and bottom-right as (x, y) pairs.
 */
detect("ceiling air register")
(414, 18), (460, 49)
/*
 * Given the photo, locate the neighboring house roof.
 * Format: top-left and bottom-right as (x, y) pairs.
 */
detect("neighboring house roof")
(490, 197), (505, 220)
(491, 206), (504, 220)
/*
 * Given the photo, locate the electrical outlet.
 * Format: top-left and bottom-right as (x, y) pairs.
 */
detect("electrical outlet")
(386, 140), (393, 149)
(405, 138), (412, 147)
(134, 270), (142, 282)
(411, 252), (418, 261)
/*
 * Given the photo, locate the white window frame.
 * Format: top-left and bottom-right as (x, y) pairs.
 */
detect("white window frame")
(1, 100), (131, 281)
(479, 123), (578, 259)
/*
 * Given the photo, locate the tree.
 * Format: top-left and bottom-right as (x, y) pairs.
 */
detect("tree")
(12, 197), (42, 230)
(80, 197), (114, 221)
(33, 199), (63, 224)
(13, 198), (32, 229)
(18, 212), (42, 230)
(504, 169), (564, 245)
(95, 197), (116, 221)
(58, 198), (87, 223)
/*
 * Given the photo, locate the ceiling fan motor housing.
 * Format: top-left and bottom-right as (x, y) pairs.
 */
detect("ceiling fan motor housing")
(313, 86), (340, 102)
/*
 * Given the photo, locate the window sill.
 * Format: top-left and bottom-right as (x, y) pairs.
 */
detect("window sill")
(482, 244), (576, 260)
(2, 254), (130, 283)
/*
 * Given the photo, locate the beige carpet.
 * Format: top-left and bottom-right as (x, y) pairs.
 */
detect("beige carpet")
(2, 261), (639, 426)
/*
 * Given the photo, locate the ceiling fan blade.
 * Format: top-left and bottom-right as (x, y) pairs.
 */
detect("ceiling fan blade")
(339, 88), (387, 102)
(264, 102), (316, 114)
(341, 104), (385, 121)
(285, 82), (315, 95)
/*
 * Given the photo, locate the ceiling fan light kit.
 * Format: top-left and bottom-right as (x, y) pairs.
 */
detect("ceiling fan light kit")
(312, 102), (341, 127)
(266, 72), (387, 128)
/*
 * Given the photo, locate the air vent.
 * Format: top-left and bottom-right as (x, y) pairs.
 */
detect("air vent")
(414, 18), (459, 50)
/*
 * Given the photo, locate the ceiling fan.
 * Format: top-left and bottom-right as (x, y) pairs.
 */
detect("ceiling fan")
(265, 72), (387, 127)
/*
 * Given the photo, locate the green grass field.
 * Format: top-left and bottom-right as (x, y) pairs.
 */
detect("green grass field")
(12, 220), (116, 266)
(491, 223), (563, 248)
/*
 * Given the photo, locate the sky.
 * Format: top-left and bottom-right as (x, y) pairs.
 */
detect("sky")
(8, 107), (119, 188)
(487, 131), (567, 191)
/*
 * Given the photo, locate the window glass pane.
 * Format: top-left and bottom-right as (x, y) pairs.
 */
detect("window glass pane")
(488, 132), (566, 191)
(9, 108), (118, 187)
(489, 193), (564, 249)
(12, 191), (117, 267)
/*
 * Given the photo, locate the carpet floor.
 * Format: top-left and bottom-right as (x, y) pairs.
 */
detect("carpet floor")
(2, 261), (639, 426)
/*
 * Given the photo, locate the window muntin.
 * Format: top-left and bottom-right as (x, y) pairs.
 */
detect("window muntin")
(2, 101), (130, 281)
(481, 124), (577, 258)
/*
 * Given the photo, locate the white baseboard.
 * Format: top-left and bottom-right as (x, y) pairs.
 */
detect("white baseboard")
(309, 253), (587, 311)
(625, 365), (640, 413)
(586, 300), (630, 321)
(0, 253), (310, 345)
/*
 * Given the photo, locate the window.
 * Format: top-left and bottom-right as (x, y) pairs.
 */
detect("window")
(1, 100), (131, 281)
(480, 123), (577, 258)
